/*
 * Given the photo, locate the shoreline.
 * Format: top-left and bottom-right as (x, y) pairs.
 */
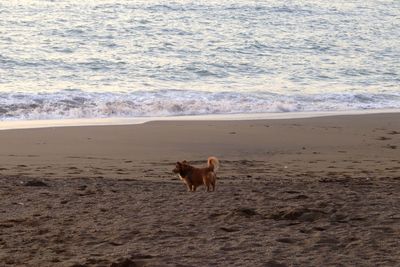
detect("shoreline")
(1, 108), (399, 130)
(0, 112), (398, 174)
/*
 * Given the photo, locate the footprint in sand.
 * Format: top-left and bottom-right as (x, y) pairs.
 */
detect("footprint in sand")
(16, 165), (28, 168)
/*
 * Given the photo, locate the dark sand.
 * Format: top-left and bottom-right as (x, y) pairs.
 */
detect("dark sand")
(0, 113), (399, 266)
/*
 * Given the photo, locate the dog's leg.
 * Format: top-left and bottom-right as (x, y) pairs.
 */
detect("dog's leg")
(207, 174), (215, 192)
(203, 177), (209, 192)
(184, 178), (194, 192)
(184, 179), (190, 191)
(211, 173), (216, 191)
(186, 183), (191, 192)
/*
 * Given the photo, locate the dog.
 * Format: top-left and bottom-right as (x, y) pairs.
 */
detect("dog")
(173, 157), (220, 192)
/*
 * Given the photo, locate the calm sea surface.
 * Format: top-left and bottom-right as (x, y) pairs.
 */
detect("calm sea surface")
(0, 0), (399, 120)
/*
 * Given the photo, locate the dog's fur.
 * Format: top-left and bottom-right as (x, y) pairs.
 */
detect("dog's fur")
(173, 157), (220, 192)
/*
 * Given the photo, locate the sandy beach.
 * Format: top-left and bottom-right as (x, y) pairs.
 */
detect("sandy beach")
(0, 113), (399, 266)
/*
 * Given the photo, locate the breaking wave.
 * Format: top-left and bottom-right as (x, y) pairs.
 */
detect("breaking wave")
(1, 90), (399, 121)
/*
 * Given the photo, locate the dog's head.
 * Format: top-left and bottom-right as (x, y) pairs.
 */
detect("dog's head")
(172, 161), (189, 175)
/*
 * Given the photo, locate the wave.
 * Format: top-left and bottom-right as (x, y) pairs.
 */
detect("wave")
(0, 90), (399, 121)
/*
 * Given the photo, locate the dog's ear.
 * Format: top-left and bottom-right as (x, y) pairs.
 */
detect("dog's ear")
(182, 160), (188, 164)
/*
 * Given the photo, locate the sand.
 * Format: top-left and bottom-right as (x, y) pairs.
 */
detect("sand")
(0, 113), (399, 266)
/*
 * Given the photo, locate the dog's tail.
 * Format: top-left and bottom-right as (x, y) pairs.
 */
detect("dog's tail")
(207, 156), (220, 173)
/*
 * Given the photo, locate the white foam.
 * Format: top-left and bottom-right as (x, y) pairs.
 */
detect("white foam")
(1, 90), (400, 122)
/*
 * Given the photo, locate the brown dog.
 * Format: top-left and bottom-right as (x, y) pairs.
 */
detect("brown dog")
(173, 157), (220, 192)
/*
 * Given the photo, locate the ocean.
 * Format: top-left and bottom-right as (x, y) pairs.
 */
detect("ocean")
(0, 0), (399, 121)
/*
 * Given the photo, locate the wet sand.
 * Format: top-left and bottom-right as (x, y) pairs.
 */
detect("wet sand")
(0, 113), (399, 266)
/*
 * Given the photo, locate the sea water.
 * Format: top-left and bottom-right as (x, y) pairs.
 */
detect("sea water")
(0, 0), (399, 121)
